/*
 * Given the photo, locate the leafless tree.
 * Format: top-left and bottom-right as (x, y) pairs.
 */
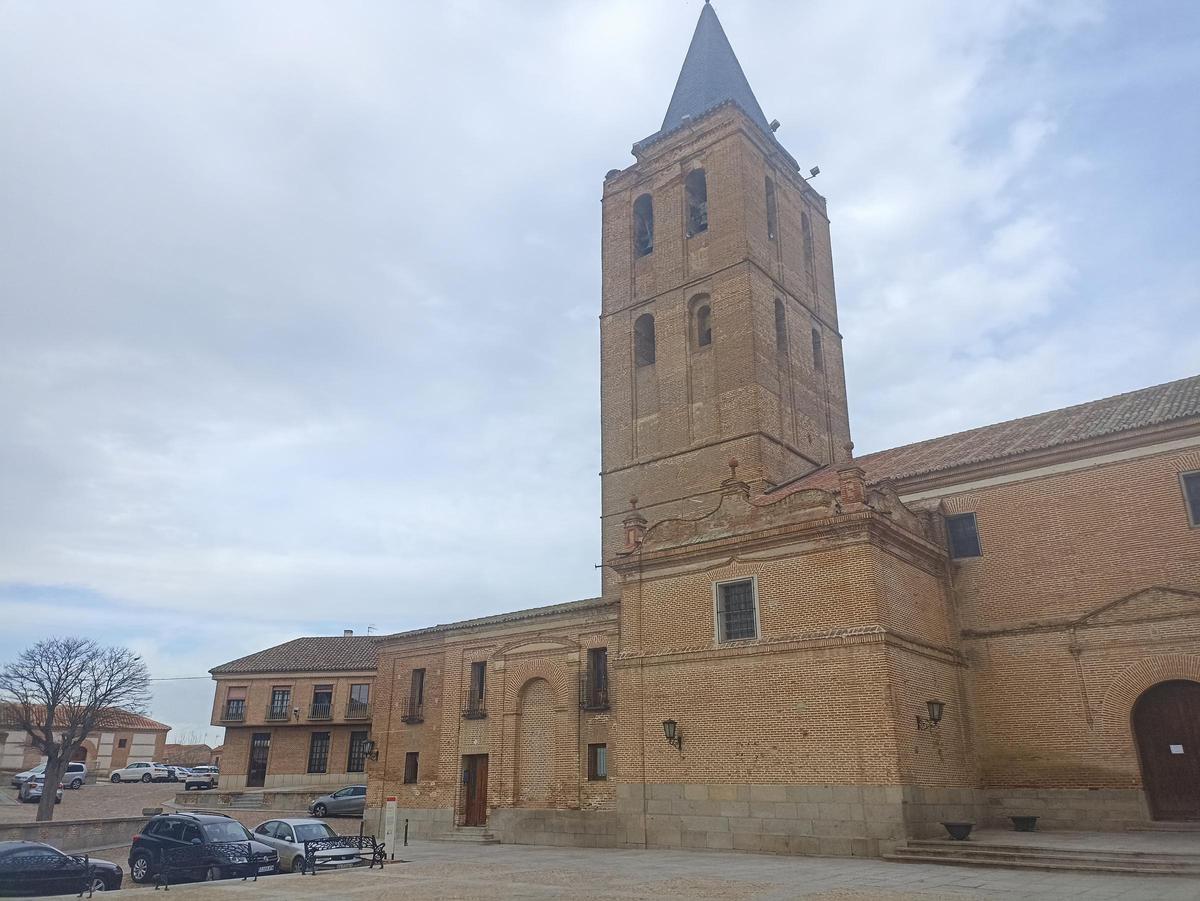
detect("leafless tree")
(0, 637), (150, 822)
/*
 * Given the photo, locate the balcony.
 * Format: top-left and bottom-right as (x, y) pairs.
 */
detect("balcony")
(265, 704), (290, 721)
(309, 702), (333, 720)
(462, 696), (487, 720)
(345, 699), (371, 720)
(400, 699), (423, 724)
(579, 670), (610, 712)
(221, 703), (245, 722)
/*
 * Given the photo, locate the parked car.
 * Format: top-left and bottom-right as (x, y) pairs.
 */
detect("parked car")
(17, 777), (63, 805)
(188, 765), (219, 787)
(128, 813), (278, 884)
(164, 766), (191, 782)
(251, 819), (362, 873)
(184, 768), (217, 791)
(307, 784), (367, 818)
(0, 841), (122, 896)
(9, 762), (86, 790)
(110, 761), (170, 783)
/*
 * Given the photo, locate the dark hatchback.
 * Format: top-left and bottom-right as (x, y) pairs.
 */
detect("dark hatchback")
(129, 813), (278, 884)
(0, 841), (122, 896)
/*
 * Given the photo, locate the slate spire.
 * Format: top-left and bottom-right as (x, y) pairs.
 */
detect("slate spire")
(660, 2), (770, 135)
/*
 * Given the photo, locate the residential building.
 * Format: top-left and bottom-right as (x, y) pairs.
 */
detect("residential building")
(0, 705), (170, 777)
(208, 633), (381, 789)
(162, 743), (219, 767)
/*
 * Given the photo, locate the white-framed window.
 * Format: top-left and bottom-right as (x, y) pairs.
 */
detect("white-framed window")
(713, 577), (759, 643)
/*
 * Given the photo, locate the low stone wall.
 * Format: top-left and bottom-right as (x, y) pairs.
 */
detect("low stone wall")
(363, 805), (454, 842)
(0, 816), (147, 852)
(490, 808), (623, 848)
(616, 783), (909, 858)
(901, 785), (985, 839)
(175, 787), (337, 812)
(982, 788), (1150, 831)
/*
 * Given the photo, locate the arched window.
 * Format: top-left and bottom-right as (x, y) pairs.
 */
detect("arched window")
(811, 327), (824, 371)
(765, 177), (778, 241)
(634, 313), (656, 366)
(774, 299), (787, 355)
(695, 304), (712, 348)
(801, 210), (815, 266)
(633, 193), (654, 257)
(685, 169), (708, 237)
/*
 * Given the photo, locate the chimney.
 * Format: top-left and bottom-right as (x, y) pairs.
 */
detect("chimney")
(343, 629), (354, 637)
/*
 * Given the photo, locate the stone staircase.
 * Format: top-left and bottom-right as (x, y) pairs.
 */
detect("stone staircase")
(433, 826), (499, 844)
(885, 838), (1200, 876)
(224, 795), (265, 810)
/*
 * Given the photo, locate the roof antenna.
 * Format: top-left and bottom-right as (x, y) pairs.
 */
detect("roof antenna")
(367, 624), (377, 634)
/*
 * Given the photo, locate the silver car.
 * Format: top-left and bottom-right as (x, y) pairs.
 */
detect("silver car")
(307, 785), (366, 818)
(11, 762), (87, 789)
(250, 818), (361, 873)
(18, 775), (64, 804)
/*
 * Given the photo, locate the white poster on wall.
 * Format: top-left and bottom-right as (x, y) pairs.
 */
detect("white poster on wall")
(384, 796), (397, 859)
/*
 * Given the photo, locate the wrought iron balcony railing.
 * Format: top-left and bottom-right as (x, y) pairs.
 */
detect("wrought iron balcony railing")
(345, 699), (371, 719)
(579, 670), (611, 711)
(308, 702), (333, 720)
(221, 703), (245, 722)
(462, 696), (487, 720)
(400, 699), (423, 724)
(265, 704), (290, 721)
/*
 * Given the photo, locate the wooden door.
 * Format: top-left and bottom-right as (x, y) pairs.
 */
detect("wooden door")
(463, 754), (488, 826)
(1134, 680), (1200, 820)
(247, 733), (271, 788)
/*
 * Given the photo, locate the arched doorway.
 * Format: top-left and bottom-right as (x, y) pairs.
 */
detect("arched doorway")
(515, 678), (553, 805)
(71, 746), (88, 763)
(1133, 680), (1200, 820)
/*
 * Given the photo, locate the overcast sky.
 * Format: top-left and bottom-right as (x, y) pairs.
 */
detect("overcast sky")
(1, 1), (1197, 744)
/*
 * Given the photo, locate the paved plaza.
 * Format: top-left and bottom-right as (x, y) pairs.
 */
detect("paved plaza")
(0, 780), (180, 824)
(103, 838), (1200, 900)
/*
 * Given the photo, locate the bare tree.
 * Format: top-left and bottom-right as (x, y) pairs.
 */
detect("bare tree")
(0, 637), (151, 822)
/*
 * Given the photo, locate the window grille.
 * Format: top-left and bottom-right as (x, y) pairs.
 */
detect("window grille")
(717, 580), (757, 642)
(307, 732), (330, 774)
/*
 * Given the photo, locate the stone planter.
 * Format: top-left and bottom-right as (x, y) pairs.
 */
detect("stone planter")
(941, 821), (974, 841)
(1010, 815), (1039, 832)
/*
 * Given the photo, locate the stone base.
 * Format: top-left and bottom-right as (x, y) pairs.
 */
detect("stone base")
(490, 808), (624, 848)
(363, 805), (455, 843)
(982, 788), (1151, 832)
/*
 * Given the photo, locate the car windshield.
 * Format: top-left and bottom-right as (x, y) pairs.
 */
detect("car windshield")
(202, 822), (253, 843)
(293, 823), (338, 843)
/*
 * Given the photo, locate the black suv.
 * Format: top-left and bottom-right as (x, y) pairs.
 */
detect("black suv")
(129, 813), (278, 884)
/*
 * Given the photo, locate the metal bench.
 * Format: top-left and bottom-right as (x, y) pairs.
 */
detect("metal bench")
(301, 835), (386, 875)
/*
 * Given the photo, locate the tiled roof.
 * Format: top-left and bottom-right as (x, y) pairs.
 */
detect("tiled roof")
(385, 596), (613, 643)
(210, 636), (385, 675)
(0, 704), (170, 732)
(785, 374), (1200, 493)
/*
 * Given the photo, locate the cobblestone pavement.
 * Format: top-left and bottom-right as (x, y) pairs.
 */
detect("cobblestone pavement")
(85, 839), (1200, 900)
(0, 780), (181, 823)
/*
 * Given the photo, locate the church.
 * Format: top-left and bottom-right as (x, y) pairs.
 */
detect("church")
(210, 3), (1200, 857)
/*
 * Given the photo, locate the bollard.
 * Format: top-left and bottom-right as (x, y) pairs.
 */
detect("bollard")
(403, 819), (409, 847)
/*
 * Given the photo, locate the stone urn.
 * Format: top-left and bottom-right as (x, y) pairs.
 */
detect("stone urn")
(1010, 815), (1039, 832)
(941, 821), (975, 841)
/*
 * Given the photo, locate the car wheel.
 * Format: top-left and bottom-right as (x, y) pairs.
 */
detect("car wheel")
(141, 773), (152, 783)
(204, 865), (223, 882)
(312, 803), (327, 817)
(291, 855), (307, 874)
(110, 773), (121, 783)
(130, 852), (153, 884)
(89, 876), (108, 892)
(70, 778), (83, 789)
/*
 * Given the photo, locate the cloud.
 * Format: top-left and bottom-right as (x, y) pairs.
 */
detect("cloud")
(0, 0), (1196, 733)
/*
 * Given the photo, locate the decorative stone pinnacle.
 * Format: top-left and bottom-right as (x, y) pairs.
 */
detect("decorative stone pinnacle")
(728, 457), (739, 479)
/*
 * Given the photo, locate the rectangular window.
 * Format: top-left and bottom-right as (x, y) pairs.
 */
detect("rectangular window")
(582, 648), (609, 710)
(117, 738), (127, 749)
(1184, 472), (1200, 527)
(347, 731), (369, 773)
(470, 661), (486, 702)
(587, 744), (608, 781)
(306, 732), (330, 774)
(347, 683), (370, 718)
(310, 685), (333, 719)
(410, 669), (426, 706)
(716, 579), (758, 642)
(403, 751), (419, 784)
(223, 687), (247, 720)
(268, 687), (291, 720)
(946, 512), (983, 559)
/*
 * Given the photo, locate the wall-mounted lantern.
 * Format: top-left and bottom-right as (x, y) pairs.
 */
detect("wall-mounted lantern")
(916, 700), (945, 731)
(363, 739), (380, 761)
(662, 719), (682, 751)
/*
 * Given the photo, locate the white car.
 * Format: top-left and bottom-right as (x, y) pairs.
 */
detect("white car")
(250, 818), (362, 874)
(110, 761), (171, 783)
(184, 766), (219, 790)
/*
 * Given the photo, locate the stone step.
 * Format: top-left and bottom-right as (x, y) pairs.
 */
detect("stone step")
(887, 846), (1200, 876)
(1129, 821), (1200, 832)
(225, 797), (265, 809)
(909, 839), (1200, 862)
(432, 830), (499, 844)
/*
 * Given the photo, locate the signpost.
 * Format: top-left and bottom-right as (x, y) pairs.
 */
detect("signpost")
(384, 796), (398, 860)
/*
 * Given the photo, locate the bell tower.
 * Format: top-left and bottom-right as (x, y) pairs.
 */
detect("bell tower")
(599, 2), (852, 579)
